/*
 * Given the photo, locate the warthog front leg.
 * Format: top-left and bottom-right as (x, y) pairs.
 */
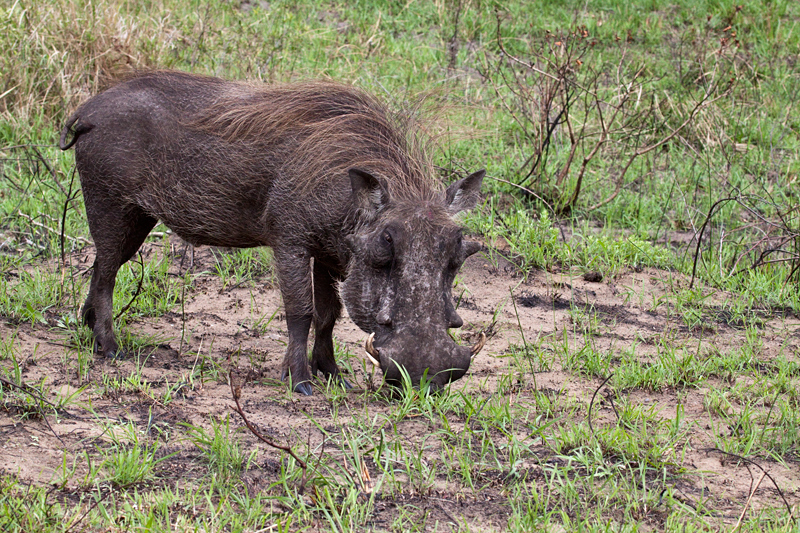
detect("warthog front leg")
(310, 261), (350, 388)
(275, 246), (315, 395)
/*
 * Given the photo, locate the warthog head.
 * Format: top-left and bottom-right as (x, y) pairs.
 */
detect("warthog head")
(341, 168), (486, 390)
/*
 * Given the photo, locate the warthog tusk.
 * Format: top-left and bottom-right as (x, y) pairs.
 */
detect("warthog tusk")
(364, 332), (380, 367)
(470, 332), (486, 359)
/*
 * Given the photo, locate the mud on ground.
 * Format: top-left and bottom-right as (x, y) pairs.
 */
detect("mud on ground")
(1, 240), (798, 530)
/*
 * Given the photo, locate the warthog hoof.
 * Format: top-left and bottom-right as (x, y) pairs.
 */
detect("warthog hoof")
(294, 381), (313, 396)
(100, 349), (129, 360)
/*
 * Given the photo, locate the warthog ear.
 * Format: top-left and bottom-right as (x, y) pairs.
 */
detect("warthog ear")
(445, 169), (485, 215)
(350, 168), (389, 215)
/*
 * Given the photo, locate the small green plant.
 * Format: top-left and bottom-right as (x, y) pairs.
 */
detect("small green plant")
(99, 422), (172, 488)
(184, 415), (254, 481)
(211, 247), (274, 289)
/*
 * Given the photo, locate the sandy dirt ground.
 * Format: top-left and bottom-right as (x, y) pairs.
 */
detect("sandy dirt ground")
(1, 241), (798, 529)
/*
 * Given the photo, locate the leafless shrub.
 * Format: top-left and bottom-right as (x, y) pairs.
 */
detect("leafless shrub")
(481, 11), (736, 214)
(690, 193), (800, 289)
(0, 145), (86, 257)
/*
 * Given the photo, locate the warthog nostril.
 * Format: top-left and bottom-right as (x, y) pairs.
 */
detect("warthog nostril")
(376, 309), (392, 326)
(449, 315), (464, 329)
(364, 332), (380, 367)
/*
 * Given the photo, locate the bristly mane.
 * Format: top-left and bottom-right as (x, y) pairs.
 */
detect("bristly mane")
(190, 80), (440, 201)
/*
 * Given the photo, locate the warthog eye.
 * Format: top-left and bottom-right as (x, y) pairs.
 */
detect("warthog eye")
(448, 233), (465, 270)
(367, 227), (395, 268)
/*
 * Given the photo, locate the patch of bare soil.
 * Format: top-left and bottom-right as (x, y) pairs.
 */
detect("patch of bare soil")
(1, 242), (798, 530)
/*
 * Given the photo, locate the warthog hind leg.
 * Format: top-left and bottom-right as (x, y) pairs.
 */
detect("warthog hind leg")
(83, 200), (156, 358)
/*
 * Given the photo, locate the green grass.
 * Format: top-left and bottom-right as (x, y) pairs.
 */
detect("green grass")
(2, 0), (800, 531)
(3, 0), (800, 294)
(210, 247), (274, 289)
(185, 415), (255, 481)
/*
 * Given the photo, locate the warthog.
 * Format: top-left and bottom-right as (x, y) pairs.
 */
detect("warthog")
(59, 70), (485, 395)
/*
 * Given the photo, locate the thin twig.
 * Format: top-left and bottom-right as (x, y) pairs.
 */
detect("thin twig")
(60, 167), (78, 265)
(494, 9), (596, 97)
(0, 376), (62, 411)
(509, 287), (537, 391)
(732, 471), (767, 532)
(729, 234), (796, 277)
(0, 376), (66, 446)
(115, 251), (145, 320)
(588, 374), (614, 436)
(229, 371), (309, 492)
(29, 145), (68, 197)
(0, 143), (60, 152)
(486, 174), (556, 217)
(16, 212), (91, 245)
(437, 502), (461, 530)
(689, 197), (737, 288)
(494, 10), (559, 84)
(568, 68), (642, 209)
(64, 486), (115, 533)
(585, 82), (734, 212)
(705, 448), (795, 524)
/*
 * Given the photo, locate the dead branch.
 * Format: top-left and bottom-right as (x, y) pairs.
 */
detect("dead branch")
(0, 376), (66, 446)
(228, 370), (309, 493)
(60, 167), (79, 265)
(16, 211), (91, 246)
(585, 80), (734, 212)
(29, 145), (68, 198)
(689, 192), (800, 288)
(486, 174), (555, 215)
(494, 10), (561, 84)
(704, 448), (795, 525)
(489, 12), (739, 216)
(733, 471), (767, 532)
(114, 251), (145, 320)
(690, 197), (738, 288)
(587, 374), (614, 436)
(567, 68), (643, 209)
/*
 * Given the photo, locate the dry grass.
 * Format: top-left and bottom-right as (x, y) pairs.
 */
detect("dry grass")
(2, 0), (194, 124)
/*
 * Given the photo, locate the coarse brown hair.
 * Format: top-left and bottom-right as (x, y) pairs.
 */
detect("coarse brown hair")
(189, 78), (440, 201)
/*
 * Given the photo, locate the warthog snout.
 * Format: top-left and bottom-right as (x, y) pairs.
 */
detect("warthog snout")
(364, 330), (486, 389)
